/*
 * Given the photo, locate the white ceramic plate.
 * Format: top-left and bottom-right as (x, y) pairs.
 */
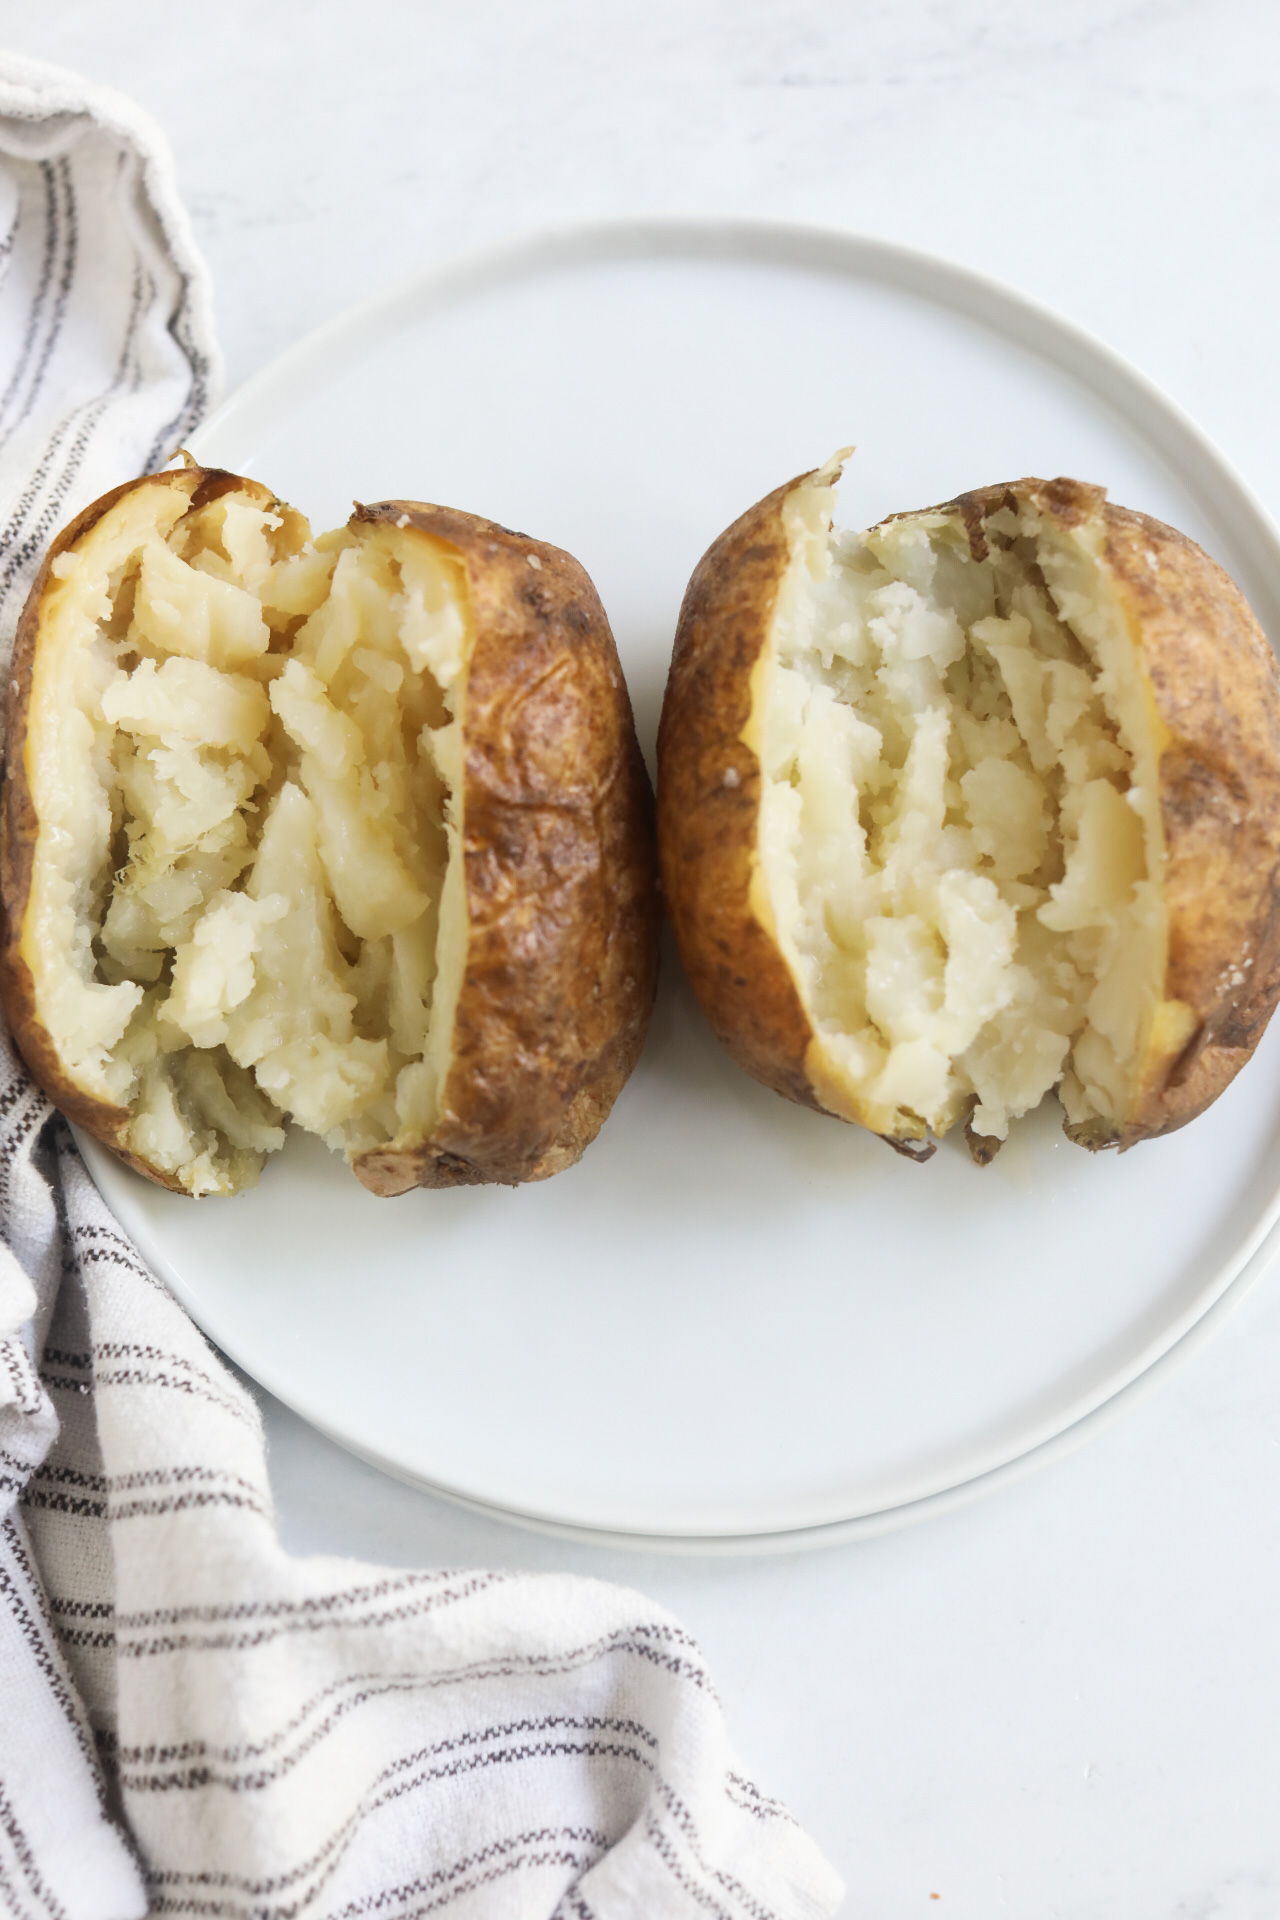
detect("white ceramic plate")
(76, 218), (1280, 1550)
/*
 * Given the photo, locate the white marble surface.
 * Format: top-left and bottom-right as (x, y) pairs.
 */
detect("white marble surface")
(5, 2), (1280, 1912)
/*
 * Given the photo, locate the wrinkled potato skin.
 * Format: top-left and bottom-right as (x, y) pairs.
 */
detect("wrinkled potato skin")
(658, 471), (1280, 1152)
(1, 472), (659, 1195)
(1101, 497), (1280, 1143)
(343, 502), (660, 1193)
(656, 478), (823, 1116)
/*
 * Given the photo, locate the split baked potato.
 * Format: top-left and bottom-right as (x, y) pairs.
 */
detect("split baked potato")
(1, 462), (659, 1196)
(657, 457), (1280, 1160)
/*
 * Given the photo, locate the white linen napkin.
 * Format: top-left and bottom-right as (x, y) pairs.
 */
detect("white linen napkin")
(0, 53), (843, 1920)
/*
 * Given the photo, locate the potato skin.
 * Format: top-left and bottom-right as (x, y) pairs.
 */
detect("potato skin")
(1105, 499), (1280, 1142)
(657, 471), (1280, 1152)
(351, 502), (660, 1193)
(0, 470), (659, 1195)
(657, 476), (822, 1116)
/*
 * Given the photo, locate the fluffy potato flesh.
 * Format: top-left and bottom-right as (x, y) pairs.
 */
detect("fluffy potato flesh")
(751, 464), (1176, 1148)
(21, 476), (472, 1193)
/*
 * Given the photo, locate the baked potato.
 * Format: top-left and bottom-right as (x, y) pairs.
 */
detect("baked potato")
(657, 457), (1280, 1160)
(1, 462), (658, 1196)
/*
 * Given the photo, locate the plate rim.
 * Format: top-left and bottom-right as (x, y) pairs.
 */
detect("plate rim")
(74, 1124), (1280, 1556)
(90, 212), (1280, 1549)
(189, 213), (1280, 631)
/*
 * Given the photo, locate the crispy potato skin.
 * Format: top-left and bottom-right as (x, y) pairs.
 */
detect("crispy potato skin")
(1, 471), (659, 1195)
(338, 503), (658, 1194)
(658, 471), (1280, 1153)
(656, 478), (823, 1116)
(1105, 498), (1280, 1142)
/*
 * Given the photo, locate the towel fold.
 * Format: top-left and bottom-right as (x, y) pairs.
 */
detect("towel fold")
(0, 53), (842, 1920)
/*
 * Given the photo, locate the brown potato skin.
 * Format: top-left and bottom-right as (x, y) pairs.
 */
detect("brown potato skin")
(1109, 501), (1280, 1141)
(658, 471), (1280, 1153)
(1, 470), (659, 1195)
(351, 502), (660, 1193)
(657, 477), (822, 1116)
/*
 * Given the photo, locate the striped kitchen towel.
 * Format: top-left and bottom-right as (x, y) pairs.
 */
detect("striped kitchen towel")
(0, 53), (843, 1920)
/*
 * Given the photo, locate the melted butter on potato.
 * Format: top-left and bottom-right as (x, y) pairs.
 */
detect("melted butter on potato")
(18, 475), (474, 1194)
(751, 464), (1170, 1147)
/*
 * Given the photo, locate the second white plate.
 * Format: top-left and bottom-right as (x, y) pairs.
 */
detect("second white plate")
(79, 218), (1280, 1547)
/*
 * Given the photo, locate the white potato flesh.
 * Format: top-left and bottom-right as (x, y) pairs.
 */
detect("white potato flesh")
(21, 480), (471, 1194)
(750, 470), (1168, 1147)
